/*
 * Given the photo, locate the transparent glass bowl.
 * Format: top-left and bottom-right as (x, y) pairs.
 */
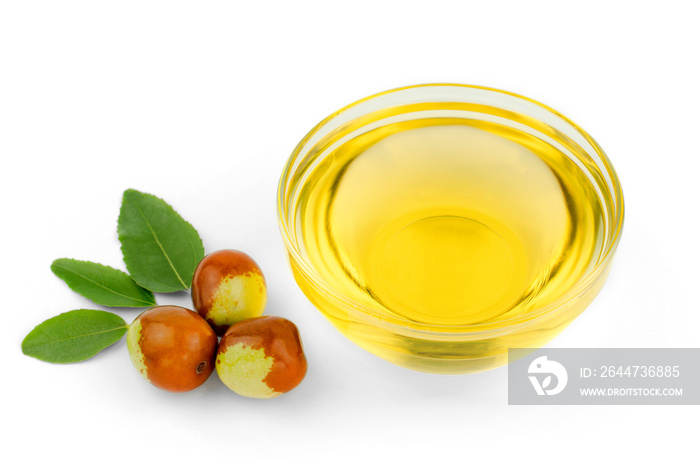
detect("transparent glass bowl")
(277, 84), (624, 374)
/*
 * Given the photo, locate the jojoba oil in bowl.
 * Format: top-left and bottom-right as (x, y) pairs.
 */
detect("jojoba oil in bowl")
(277, 84), (624, 374)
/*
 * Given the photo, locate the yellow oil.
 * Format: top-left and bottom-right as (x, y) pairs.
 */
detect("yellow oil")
(295, 117), (605, 329)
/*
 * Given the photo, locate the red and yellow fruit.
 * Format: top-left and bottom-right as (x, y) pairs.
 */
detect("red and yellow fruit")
(192, 249), (267, 335)
(216, 316), (307, 398)
(126, 305), (218, 392)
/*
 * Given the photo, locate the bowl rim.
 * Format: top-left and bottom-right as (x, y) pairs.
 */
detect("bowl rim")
(277, 83), (625, 338)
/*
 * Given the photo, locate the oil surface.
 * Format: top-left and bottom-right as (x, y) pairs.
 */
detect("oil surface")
(296, 117), (604, 328)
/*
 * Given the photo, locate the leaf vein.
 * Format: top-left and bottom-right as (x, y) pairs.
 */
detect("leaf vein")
(55, 263), (153, 304)
(26, 326), (127, 348)
(132, 200), (187, 289)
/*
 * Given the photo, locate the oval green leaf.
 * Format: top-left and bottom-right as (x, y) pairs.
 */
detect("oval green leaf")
(51, 258), (156, 307)
(117, 189), (204, 292)
(22, 309), (128, 363)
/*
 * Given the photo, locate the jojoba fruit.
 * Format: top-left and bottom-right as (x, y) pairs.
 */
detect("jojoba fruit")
(126, 305), (218, 392)
(216, 316), (307, 398)
(192, 249), (267, 335)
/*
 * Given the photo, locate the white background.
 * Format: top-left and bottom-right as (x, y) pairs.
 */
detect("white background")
(2, 1), (698, 461)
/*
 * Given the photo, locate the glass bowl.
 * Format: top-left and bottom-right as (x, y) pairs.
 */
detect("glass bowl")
(277, 84), (624, 374)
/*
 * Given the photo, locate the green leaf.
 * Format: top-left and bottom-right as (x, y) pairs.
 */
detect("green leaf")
(22, 309), (128, 363)
(51, 258), (156, 307)
(117, 189), (204, 292)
